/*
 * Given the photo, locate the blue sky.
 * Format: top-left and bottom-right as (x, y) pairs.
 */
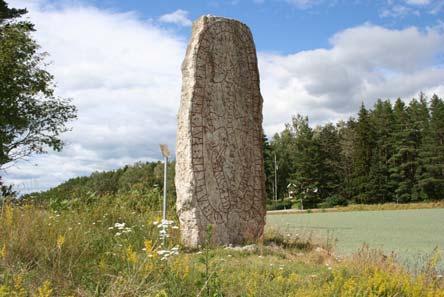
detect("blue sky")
(3, 0), (444, 192)
(45, 0), (444, 54)
(67, 0), (443, 53)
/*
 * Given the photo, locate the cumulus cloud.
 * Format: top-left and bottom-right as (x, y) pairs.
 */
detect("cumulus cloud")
(259, 24), (444, 134)
(2, 1), (444, 192)
(3, 0), (186, 192)
(158, 9), (192, 27)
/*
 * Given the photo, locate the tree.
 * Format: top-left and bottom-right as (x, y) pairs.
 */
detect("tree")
(388, 98), (425, 203)
(289, 115), (322, 208)
(316, 123), (343, 202)
(262, 133), (274, 201)
(351, 103), (376, 203)
(368, 99), (395, 203)
(0, 1), (77, 170)
(270, 127), (295, 200)
(0, 176), (15, 199)
(338, 119), (356, 201)
(418, 94), (444, 199)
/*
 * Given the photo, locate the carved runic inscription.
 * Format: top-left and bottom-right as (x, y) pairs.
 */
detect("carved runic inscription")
(176, 16), (266, 247)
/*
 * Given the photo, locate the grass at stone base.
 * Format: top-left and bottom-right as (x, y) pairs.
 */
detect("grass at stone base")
(0, 195), (443, 296)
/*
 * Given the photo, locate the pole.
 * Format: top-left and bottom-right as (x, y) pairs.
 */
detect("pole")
(161, 156), (168, 246)
(274, 153), (278, 201)
(159, 144), (170, 247)
(163, 156), (168, 221)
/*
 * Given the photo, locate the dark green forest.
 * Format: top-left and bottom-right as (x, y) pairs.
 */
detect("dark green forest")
(18, 93), (444, 210)
(264, 93), (444, 208)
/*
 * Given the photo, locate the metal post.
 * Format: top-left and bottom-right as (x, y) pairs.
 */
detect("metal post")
(274, 153), (278, 201)
(159, 144), (170, 247)
(163, 156), (168, 221)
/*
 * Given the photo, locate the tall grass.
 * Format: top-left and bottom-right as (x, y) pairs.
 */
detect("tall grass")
(0, 194), (443, 296)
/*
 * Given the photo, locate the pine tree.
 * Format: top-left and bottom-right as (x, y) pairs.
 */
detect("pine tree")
(338, 119), (356, 201)
(389, 98), (425, 202)
(418, 94), (444, 199)
(351, 103), (376, 203)
(316, 123), (343, 202)
(289, 115), (322, 208)
(368, 99), (395, 203)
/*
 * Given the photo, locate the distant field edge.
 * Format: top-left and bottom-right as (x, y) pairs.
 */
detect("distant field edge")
(267, 201), (444, 215)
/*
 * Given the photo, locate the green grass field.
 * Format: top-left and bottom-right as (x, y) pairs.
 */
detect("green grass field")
(1, 199), (443, 296)
(267, 208), (444, 269)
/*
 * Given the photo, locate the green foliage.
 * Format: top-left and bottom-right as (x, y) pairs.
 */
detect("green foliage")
(23, 94), (444, 211)
(318, 195), (349, 208)
(23, 161), (176, 211)
(0, 0), (76, 168)
(0, 176), (15, 201)
(268, 93), (444, 207)
(266, 199), (293, 211)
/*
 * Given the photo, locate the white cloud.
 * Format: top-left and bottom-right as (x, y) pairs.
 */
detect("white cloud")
(2, 1), (444, 193)
(158, 9), (192, 27)
(380, 5), (419, 18)
(285, 0), (319, 9)
(3, 0), (186, 192)
(259, 24), (444, 135)
(382, 0), (443, 17)
(405, 0), (430, 5)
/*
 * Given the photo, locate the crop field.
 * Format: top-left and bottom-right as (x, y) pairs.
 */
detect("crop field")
(267, 208), (444, 269)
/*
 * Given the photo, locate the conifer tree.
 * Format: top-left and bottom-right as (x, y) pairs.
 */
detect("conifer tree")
(289, 115), (321, 207)
(418, 94), (444, 198)
(368, 99), (395, 202)
(316, 123), (343, 202)
(351, 103), (376, 203)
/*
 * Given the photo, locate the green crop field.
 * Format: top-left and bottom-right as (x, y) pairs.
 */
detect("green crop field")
(267, 208), (444, 269)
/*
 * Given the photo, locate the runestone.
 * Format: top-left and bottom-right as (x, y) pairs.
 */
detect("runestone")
(175, 15), (266, 247)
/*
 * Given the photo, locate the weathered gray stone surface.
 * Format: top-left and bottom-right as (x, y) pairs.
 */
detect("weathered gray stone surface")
(175, 15), (266, 247)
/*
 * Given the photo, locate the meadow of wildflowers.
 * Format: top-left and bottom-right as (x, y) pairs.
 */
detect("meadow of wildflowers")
(0, 193), (443, 296)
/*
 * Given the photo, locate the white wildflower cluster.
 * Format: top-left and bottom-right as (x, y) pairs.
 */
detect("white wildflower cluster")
(157, 246), (180, 261)
(109, 222), (133, 237)
(153, 219), (178, 241)
(152, 219), (180, 261)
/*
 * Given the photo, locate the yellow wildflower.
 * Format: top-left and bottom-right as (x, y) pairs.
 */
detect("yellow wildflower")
(144, 239), (153, 255)
(126, 246), (138, 264)
(0, 244), (6, 260)
(56, 235), (65, 250)
(36, 280), (53, 297)
(13, 274), (26, 297)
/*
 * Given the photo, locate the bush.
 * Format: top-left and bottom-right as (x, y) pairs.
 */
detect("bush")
(292, 201), (301, 209)
(318, 195), (349, 208)
(266, 200), (293, 211)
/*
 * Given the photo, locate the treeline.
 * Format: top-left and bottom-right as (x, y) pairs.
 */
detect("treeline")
(21, 161), (176, 209)
(19, 93), (444, 209)
(264, 93), (444, 208)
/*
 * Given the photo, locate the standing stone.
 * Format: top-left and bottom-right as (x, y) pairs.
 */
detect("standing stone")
(175, 15), (266, 247)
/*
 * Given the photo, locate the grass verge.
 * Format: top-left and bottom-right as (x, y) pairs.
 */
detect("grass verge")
(0, 195), (443, 296)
